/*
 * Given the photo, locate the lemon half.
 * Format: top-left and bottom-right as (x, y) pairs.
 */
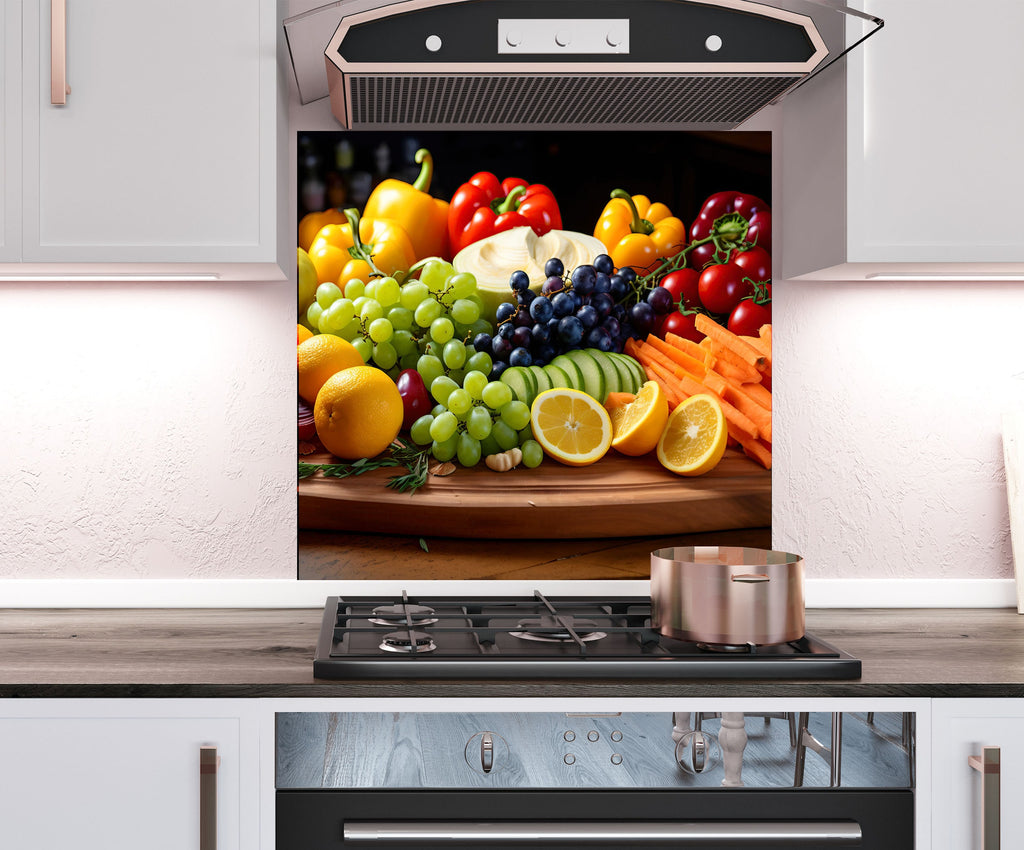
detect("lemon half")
(530, 388), (613, 467)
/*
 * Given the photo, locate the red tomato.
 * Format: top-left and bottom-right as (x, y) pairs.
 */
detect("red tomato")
(747, 209), (772, 254)
(728, 299), (773, 337)
(659, 269), (701, 309)
(698, 263), (753, 315)
(731, 246), (771, 284)
(658, 310), (704, 343)
(686, 242), (720, 272)
(395, 369), (432, 431)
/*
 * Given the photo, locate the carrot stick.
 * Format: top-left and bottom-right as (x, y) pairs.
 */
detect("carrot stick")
(735, 433), (772, 469)
(664, 332), (707, 363)
(644, 334), (707, 377)
(694, 314), (765, 367)
(720, 384), (772, 443)
(742, 382), (772, 410)
(759, 323), (773, 352)
(707, 353), (762, 385)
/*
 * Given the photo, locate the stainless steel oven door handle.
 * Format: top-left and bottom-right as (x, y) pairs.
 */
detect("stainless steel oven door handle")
(342, 821), (863, 844)
(969, 746), (1000, 850)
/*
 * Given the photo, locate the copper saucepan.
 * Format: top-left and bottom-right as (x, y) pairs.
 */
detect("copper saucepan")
(650, 546), (805, 646)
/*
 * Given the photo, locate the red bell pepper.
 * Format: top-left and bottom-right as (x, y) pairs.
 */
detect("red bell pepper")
(687, 191), (772, 269)
(448, 172), (562, 255)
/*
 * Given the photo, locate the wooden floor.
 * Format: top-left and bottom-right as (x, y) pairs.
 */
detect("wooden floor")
(298, 526), (773, 580)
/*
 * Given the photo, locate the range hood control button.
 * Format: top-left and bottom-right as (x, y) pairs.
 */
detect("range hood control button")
(504, 30), (522, 47)
(705, 34), (723, 52)
(424, 34), (442, 52)
(555, 30), (572, 47)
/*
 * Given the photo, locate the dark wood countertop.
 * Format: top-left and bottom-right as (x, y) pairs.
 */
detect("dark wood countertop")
(1, 607), (1023, 698)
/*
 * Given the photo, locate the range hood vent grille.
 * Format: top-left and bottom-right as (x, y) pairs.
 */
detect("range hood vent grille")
(346, 73), (802, 128)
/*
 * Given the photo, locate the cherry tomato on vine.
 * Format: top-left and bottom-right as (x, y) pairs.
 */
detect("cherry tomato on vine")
(731, 246), (771, 284)
(659, 268), (701, 309)
(698, 263), (753, 315)
(658, 310), (704, 343)
(728, 299), (772, 337)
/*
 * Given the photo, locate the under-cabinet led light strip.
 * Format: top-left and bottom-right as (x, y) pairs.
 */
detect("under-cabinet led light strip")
(866, 272), (1024, 281)
(0, 273), (222, 281)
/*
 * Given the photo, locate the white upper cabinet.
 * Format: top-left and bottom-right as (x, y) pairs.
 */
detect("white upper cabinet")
(782, 0), (1024, 280)
(2, 0), (287, 279)
(1, 1), (21, 262)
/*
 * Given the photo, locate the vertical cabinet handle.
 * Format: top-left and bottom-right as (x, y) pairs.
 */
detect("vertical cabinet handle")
(968, 746), (1000, 850)
(50, 0), (70, 104)
(200, 746), (219, 850)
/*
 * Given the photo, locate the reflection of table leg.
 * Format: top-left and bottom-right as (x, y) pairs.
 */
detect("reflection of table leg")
(719, 712), (747, 787)
(671, 711), (694, 744)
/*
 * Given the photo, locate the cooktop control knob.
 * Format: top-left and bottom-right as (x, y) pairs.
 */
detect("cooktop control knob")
(464, 731), (509, 775)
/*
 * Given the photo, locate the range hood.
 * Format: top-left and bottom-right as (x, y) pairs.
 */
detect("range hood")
(284, 0), (882, 129)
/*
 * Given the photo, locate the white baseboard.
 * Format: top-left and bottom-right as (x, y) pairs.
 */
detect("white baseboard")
(0, 577), (1018, 609)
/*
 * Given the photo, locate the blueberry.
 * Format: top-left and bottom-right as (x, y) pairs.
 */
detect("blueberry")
(509, 346), (533, 367)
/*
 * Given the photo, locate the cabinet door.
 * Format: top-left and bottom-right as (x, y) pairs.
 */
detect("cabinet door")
(846, 0), (1024, 264)
(0, 699), (259, 850)
(931, 698), (1024, 849)
(1, 0), (21, 262)
(20, 0), (277, 263)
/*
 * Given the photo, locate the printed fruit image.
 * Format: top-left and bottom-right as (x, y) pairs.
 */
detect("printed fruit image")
(297, 334), (364, 404)
(297, 324), (314, 345)
(605, 381), (669, 457)
(313, 365), (404, 460)
(298, 247), (318, 321)
(657, 393), (728, 476)
(530, 388), (612, 467)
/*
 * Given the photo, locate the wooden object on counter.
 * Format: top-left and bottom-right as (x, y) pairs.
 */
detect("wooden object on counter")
(1002, 412), (1024, 613)
(299, 448), (770, 539)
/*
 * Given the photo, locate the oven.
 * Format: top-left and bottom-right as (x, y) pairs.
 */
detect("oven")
(276, 710), (914, 849)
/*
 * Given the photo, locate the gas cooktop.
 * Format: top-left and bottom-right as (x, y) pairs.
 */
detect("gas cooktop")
(312, 592), (862, 680)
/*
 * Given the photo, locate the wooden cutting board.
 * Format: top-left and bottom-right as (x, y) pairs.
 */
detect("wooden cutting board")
(298, 448), (770, 539)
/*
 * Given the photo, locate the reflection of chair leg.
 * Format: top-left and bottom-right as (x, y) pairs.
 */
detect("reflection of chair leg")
(794, 712), (843, 788)
(696, 712), (797, 746)
(865, 711), (915, 786)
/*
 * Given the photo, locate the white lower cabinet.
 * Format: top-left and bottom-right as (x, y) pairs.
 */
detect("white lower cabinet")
(931, 698), (1024, 850)
(0, 699), (260, 850)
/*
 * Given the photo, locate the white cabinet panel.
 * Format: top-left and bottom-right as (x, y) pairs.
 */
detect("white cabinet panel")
(3, 0), (284, 271)
(931, 698), (1024, 850)
(0, 699), (260, 850)
(1, 0), (21, 262)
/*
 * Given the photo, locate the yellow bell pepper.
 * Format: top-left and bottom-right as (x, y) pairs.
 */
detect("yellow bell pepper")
(307, 210), (416, 285)
(298, 207), (346, 253)
(594, 189), (687, 273)
(362, 148), (450, 261)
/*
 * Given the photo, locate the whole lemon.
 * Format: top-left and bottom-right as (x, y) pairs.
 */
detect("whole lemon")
(297, 334), (365, 404)
(313, 366), (404, 460)
(298, 247), (319, 321)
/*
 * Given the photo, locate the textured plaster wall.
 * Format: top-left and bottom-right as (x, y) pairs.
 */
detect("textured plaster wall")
(772, 280), (1019, 580)
(0, 282), (296, 578)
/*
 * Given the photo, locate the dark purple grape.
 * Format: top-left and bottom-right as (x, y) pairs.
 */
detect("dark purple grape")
(497, 322), (515, 340)
(511, 325), (532, 349)
(509, 270), (530, 292)
(541, 275), (564, 295)
(602, 316), (621, 339)
(550, 291), (574, 318)
(516, 288), (536, 307)
(529, 296), (554, 323)
(544, 257), (565, 278)
(489, 360), (509, 380)
(531, 322), (552, 345)
(593, 272), (611, 294)
(647, 286), (673, 314)
(514, 309), (533, 328)
(495, 302), (516, 323)
(594, 254), (615, 275)
(590, 291), (614, 319)
(609, 274), (630, 301)
(629, 301), (657, 335)
(491, 336), (512, 360)
(570, 264), (596, 296)
(586, 326), (614, 351)
(472, 332), (493, 353)
(536, 343), (556, 363)
(509, 347), (533, 367)
(619, 266), (637, 284)
(576, 304), (599, 330)
(557, 315), (584, 346)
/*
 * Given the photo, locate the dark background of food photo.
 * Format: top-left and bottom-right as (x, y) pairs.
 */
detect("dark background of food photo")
(297, 130), (771, 237)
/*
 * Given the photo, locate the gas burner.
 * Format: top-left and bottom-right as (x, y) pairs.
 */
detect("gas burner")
(368, 603), (438, 627)
(380, 630), (437, 654)
(697, 642), (756, 653)
(510, 615), (607, 644)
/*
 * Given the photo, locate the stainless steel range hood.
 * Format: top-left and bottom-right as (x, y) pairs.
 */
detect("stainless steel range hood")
(284, 0), (882, 130)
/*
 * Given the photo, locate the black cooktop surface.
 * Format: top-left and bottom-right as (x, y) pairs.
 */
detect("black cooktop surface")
(313, 593), (862, 680)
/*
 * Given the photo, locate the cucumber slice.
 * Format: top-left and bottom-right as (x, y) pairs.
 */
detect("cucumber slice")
(586, 349), (621, 399)
(500, 366), (537, 405)
(550, 355), (584, 391)
(610, 351), (646, 393)
(542, 364), (572, 390)
(528, 365), (553, 397)
(562, 349), (606, 402)
(607, 353), (636, 395)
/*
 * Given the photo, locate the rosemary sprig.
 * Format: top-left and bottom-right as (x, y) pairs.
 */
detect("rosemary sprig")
(298, 436), (432, 494)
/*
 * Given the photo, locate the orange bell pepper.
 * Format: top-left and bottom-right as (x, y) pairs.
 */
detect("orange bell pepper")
(363, 148), (450, 261)
(298, 207), (347, 253)
(307, 210), (416, 285)
(594, 189), (687, 273)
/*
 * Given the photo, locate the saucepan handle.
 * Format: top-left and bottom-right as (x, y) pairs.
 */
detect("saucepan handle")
(731, 573), (770, 583)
